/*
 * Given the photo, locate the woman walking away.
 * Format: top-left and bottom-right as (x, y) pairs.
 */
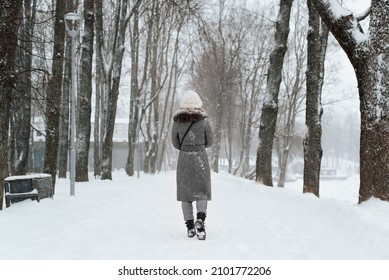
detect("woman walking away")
(171, 90), (214, 240)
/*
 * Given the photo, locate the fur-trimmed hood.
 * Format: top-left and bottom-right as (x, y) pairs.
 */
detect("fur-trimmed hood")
(173, 108), (208, 123)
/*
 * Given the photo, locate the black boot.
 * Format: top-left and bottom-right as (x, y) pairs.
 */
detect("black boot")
(185, 219), (196, 238)
(195, 212), (206, 240)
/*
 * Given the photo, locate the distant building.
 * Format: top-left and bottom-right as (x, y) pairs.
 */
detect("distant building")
(31, 118), (146, 173)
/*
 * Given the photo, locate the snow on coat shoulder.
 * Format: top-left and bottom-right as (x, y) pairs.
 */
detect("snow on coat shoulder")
(171, 108), (213, 202)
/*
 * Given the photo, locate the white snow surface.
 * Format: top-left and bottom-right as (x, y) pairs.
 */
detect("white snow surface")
(1, 170), (389, 260)
(328, 0), (352, 18)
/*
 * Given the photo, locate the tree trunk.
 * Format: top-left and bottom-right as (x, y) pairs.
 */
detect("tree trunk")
(276, 1), (307, 188)
(226, 107), (234, 174)
(358, 61), (389, 202)
(93, 59), (102, 177)
(58, 0), (74, 179)
(76, 0), (94, 182)
(303, 0), (329, 197)
(58, 34), (71, 178)
(126, 4), (140, 177)
(10, 0), (35, 175)
(312, 0), (389, 202)
(357, 6), (389, 202)
(94, 0), (104, 177)
(143, 1), (161, 175)
(211, 89), (224, 173)
(100, 0), (136, 179)
(43, 0), (66, 191)
(0, 0), (22, 210)
(255, 0), (293, 186)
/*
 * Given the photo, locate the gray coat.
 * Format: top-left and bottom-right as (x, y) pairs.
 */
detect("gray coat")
(171, 109), (214, 202)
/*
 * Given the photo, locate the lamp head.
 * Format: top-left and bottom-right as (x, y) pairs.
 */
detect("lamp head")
(64, 13), (82, 37)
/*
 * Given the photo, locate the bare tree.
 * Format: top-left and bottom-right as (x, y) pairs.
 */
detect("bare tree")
(43, 0), (66, 190)
(192, 0), (243, 173)
(130, 1), (194, 175)
(156, 3), (191, 173)
(0, 1), (22, 210)
(93, 0), (105, 177)
(96, 0), (140, 180)
(275, 0), (308, 187)
(9, 0), (36, 175)
(255, 0), (294, 186)
(58, 0), (75, 178)
(233, 11), (272, 178)
(312, 0), (389, 203)
(76, 0), (94, 181)
(142, 0), (162, 174)
(93, 54), (103, 177)
(302, 0), (329, 196)
(125, 1), (141, 177)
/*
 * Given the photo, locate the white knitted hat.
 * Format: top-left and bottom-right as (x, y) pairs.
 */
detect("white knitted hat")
(180, 90), (203, 109)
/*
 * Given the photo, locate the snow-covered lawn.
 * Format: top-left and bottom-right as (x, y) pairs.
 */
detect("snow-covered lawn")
(0, 170), (388, 260)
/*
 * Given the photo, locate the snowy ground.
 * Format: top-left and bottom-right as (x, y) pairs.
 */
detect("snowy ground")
(0, 170), (389, 260)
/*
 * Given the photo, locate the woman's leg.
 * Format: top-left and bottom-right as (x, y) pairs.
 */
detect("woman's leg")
(181, 201), (195, 237)
(181, 201), (194, 221)
(195, 200), (207, 240)
(196, 200), (207, 215)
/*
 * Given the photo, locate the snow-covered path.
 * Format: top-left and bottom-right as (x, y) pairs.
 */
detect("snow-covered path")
(0, 171), (388, 260)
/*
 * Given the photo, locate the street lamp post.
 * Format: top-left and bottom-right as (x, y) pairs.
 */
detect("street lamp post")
(64, 13), (82, 196)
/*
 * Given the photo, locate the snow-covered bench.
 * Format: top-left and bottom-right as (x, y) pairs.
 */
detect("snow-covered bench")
(4, 174), (53, 208)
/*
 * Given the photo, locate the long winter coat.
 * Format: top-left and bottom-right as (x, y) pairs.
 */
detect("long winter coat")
(171, 108), (214, 202)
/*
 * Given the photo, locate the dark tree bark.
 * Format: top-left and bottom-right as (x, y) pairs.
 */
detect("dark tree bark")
(10, 0), (35, 175)
(94, 0), (104, 177)
(143, 1), (161, 175)
(93, 58), (102, 177)
(99, 0), (140, 180)
(255, 0), (293, 186)
(126, 4), (140, 177)
(0, 0), (22, 210)
(76, 0), (94, 181)
(57, 0), (74, 179)
(58, 33), (71, 178)
(43, 0), (66, 191)
(312, 0), (389, 203)
(303, 0), (329, 197)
